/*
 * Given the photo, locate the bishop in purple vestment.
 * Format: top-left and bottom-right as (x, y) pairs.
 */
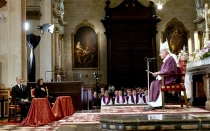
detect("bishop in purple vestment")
(147, 40), (178, 109)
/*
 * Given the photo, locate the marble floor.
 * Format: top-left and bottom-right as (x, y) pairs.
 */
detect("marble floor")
(1, 106), (210, 131)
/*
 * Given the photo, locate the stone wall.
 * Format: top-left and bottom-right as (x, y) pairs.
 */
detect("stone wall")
(63, 0), (197, 85)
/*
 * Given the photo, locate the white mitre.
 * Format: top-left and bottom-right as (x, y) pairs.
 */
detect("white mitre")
(160, 40), (179, 67)
(160, 40), (170, 52)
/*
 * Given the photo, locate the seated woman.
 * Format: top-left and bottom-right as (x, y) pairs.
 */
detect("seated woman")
(36, 78), (47, 98)
(36, 78), (54, 106)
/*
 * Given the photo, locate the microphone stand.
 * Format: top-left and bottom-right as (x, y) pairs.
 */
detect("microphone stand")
(144, 57), (156, 107)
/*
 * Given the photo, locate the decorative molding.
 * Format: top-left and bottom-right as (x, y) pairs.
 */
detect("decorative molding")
(0, 0), (7, 8)
(26, 10), (42, 20)
(74, 19), (96, 34)
(161, 125), (175, 130)
(53, 0), (67, 26)
(163, 18), (188, 33)
(59, 34), (65, 40)
(138, 125), (155, 130)
(181, 125), (198, 130)
(54, 26), (60, 33)
(194, 18), (205, 24)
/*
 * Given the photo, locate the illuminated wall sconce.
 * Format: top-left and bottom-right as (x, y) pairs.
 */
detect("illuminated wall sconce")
(0, 14), (6, 19)
(37, 23), (54, 34)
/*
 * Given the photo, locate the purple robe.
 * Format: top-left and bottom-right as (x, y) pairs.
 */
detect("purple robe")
(131, 94), (139, 104)
(149, 56), (177, 102)
(102, 96), (111, 105)
(116, 95), (125, 104)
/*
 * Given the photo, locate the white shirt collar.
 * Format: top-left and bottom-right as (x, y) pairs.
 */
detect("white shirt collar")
(163, 54), (170, 63)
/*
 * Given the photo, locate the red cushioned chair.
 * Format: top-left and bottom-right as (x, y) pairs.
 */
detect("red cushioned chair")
(30, 87), (36, 98)
(160, 60), (189, 109)
(8, 90), (21, 122)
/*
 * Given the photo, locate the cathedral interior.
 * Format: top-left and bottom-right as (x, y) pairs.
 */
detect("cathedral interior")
(0, 0), (210, 130)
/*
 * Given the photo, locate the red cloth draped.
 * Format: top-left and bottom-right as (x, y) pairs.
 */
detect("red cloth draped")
(52, 96), (74, 120)
(20, 98), (55, 126)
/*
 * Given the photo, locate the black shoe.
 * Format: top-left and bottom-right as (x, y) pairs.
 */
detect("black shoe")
(143, 106), (155, 111)
(20, 116), (23, 122)
(154, 106), (162, 109)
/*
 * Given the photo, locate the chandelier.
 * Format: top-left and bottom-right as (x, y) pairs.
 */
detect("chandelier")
(150, 0), (169, 9)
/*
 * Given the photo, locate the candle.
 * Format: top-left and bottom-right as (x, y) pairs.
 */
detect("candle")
(198, 39), (200, 50)
(188, 38), (193, 54)
(194, 31), (199, 51)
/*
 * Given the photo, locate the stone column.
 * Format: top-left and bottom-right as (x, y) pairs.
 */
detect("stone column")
(0, 0), (27, 87)
(204, 74), (210, 110)
(59, 34), (65, 68)
(54, 27), (59, 68)
(39, 0), (53, 82)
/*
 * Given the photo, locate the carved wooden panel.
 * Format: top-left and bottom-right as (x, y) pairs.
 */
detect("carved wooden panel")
(101, 0), (160, 88)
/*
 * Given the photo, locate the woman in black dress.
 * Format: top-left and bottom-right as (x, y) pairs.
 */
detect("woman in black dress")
(36, 78), (47, 98)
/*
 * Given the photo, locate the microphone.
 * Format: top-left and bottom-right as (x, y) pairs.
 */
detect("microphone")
(144, 57), (156, 61)
(148, 57), (156, 60)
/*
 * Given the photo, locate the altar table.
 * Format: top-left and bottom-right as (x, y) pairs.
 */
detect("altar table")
(20, 98), (55, 126)
(52, 96), (74, 120)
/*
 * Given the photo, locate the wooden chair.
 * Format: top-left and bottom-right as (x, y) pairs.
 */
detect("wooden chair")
(8, 90), (21, 122)
(30, 87), (36, 98)
(160, 60), (189, 109)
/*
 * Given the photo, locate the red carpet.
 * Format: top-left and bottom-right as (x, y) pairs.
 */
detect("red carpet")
(100, 105), (210, 115)
(57, 113), (100, 125)
(0, 120), (20, 125)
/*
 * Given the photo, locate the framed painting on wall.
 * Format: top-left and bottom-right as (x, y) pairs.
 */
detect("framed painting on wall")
(162, 18), (188, 55)
(72, 20), (100, 69)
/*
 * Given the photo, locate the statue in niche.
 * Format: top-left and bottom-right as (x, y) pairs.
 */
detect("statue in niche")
(53, 0), (65, 19)
(162, 18), (188, 55)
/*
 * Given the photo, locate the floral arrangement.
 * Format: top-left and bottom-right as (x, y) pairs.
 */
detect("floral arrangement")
(178, 47), (188, 61)
(188, 41), (210, 62)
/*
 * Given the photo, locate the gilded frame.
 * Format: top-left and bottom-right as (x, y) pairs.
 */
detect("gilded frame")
(161, 18), (189, 55)
(72, 20), (100, 69)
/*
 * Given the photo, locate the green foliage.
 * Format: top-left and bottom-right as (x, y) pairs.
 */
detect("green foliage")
(200, 52), (210, 60)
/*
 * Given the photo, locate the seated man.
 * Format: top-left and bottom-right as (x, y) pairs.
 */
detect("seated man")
(101, 91), (112, 106)
(92, 91), (101, 109)
(12, 76), (31, 121)
(115, 90), (127, 104)
(98, 87), (105, 98)
(145, 41), (178, 110)
(128, 90), (139, 104)
(56, 74), (62, 82)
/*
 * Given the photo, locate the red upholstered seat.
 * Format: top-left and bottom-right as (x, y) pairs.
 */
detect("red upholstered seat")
(30, 87), (36, 98)
(160, 60), (189, 109)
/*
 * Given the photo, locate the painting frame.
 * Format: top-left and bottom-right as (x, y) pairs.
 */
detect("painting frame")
(161, 18), (189, 55)
(72, 20), (100, 70)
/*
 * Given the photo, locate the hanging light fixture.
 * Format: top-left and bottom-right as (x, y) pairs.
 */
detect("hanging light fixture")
(150, 0), (169, 9)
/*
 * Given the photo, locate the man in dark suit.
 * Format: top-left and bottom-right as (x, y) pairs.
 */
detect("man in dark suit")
(12, 76), (31, 121)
